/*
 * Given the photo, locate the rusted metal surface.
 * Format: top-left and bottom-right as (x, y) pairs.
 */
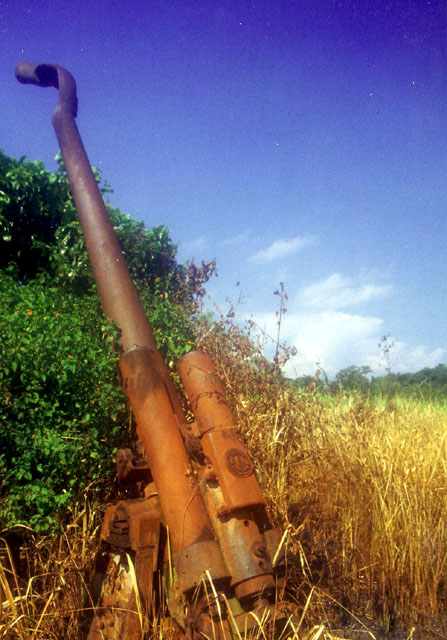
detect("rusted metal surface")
(15, 61), (213, 557)
(202, 429), (266, 511)
(116, 448), (152, 485)
(175, 539), (230, 592)
(179, 352), (279, 604)
(119, 347), (214, 554)
(87, 552), (146, 640)
(88, 499), (161, 640)
(198, 475), (275, 602)
(178, 351), (266, 511)
(178, 350), (235, 434)
(263, 527), (287, 575)
(16, 62), (292, 638)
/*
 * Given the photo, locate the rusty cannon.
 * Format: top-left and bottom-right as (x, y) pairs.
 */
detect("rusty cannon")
(15, 62), (291, 639)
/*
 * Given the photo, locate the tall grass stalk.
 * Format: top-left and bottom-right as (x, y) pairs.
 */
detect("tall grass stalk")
(238, 385), (447, 628)
(198, 317), (447, 631)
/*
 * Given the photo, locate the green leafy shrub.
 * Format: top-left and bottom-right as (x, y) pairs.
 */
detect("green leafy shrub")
(0, 150), (215, 531)
(0, 149), (213, 304)
(0, 270), (127, 530)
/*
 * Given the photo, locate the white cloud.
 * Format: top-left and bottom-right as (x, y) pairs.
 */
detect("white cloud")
(298, 273), (392, 310)
(222, 230), (252, 246)
(245, 272), (445, 377)
(250, 309), (384, 377)
(248, 235), (315, 264)
(403, 346), (445, 370)
(182, 235), (207, 253)
(371, 343), (446, 374)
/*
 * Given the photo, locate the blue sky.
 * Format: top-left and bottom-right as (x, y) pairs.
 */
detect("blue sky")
(2, 0), (446, 377)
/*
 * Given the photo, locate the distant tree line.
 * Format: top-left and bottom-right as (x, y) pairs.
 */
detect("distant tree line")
(292, 363), (447, 399)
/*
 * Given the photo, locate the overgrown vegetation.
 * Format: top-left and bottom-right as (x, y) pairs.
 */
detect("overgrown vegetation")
(1, 151), (446, 638)
(0, 150), (214, 531)
(196, 314), (447, 634)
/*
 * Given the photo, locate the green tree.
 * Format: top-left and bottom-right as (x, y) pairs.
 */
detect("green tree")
(333, 365), (372, 393)
(0, 152), (70, 278)
(0, 149), (214, 531)
(370, 363), (447, 400)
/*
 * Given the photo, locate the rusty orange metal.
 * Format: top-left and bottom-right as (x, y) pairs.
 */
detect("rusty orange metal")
(178, 351), (266, 511)
(119, 347), (213, 553)
(179, 351), (280, 604)
(15, 62), (292, 638)
(201, 429), (265, 512)
(115, 448), (152, 485)
(177, 350), (234, 434)
(88, 498), (161, 640)
(14, 62), (213, 557)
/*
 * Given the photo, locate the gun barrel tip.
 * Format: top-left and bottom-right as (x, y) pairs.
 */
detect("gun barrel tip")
(15, 61), (31, 83)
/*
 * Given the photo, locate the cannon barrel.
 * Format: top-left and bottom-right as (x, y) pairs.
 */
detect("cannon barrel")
(15, 62), (214, 556)
(16, 63), (290, 636)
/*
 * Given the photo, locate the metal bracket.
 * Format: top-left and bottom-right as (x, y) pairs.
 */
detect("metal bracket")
(88, 498), (161, 640)
(116, 447), (152, 485)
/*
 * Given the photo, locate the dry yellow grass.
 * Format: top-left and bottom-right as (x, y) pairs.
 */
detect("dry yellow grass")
(239, 389), (447, 632)
(0, 500), (102, 639)
(2, 392), (445, 638)
(1, 315), (446, 638)
(199, 318), (447, 635)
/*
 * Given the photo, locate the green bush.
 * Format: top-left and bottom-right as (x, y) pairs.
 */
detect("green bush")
(0, 270), (126, 530)
(0, 150), (215, 531)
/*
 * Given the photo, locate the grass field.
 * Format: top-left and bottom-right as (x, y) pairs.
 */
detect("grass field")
(240, 390), (447, 636)
(1, 336), (446, 639)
